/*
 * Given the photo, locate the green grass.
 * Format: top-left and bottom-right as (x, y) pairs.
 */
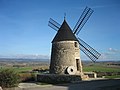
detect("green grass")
(1, 65), (120, 73)
(0, 66), (33, 73)
(105, 75), (120, 79)
(13, 67), (33, 72)
(83, 66), (120, 72)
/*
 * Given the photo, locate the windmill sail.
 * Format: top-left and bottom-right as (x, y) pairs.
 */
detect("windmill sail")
(48, 19), (101, 62)
(48, 18), (61, 31)
(73, 7), (94, 35)
(78, 38), (101, 62)
(48, 6), (101, 62)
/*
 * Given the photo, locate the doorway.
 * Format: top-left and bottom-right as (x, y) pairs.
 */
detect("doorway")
(76, 59), (80, 71)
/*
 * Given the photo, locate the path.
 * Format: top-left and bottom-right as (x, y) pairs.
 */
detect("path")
(4, 79), (120, 90)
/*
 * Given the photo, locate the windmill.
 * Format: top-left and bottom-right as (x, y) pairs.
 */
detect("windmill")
(48, 7), (101, 76)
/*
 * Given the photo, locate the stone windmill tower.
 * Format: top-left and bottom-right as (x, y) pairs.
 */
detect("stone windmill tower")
(48, 7), (101, 76)
(50, 19), (82, 75)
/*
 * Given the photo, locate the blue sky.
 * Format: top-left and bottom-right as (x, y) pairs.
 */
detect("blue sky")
(0, 0), (120, 60)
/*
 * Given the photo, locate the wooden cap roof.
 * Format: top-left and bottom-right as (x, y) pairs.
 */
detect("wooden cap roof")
(52, 20), (77, 43)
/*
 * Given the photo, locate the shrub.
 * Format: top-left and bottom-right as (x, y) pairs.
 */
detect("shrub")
(0, 69), (20, 88)
(19, 72), (36, 82)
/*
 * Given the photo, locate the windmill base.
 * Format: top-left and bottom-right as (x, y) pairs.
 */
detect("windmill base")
(37, 74), (82, 84)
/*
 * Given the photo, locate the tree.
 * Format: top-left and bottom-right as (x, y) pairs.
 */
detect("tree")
(0, 69), (20, 88)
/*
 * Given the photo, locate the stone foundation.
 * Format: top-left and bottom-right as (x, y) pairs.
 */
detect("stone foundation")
(84, 72), (97, 78)
(37, 74), (82, 84)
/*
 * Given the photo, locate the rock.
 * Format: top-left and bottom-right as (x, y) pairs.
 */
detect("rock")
(0, 86), (2, 90)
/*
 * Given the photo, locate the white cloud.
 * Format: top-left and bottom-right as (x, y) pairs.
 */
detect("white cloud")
(108, 48), (120, 53)
(0, 54), (50, 59)
(99, 48), (120, 61)
(91, 4), (120, 9)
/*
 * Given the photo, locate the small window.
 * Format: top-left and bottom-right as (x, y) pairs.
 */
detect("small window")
(74, 42), (78, 47)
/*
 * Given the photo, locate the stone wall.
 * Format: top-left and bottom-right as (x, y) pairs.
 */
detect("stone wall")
(50, 41), (82, 75)
(37, 74), (82, 84)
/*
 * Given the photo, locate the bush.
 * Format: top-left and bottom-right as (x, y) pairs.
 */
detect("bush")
(19, 72), (36, 82)
(0, 69), (20, 88)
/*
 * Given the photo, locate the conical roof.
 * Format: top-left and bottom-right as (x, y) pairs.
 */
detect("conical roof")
(52, 20), (77, 43)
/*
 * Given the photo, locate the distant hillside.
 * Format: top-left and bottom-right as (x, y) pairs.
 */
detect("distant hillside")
(0, 58), (49, 62)
(0, 54), (50, 59)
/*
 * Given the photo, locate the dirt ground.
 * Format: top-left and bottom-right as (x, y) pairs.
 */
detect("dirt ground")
(3, 79), (120, 90)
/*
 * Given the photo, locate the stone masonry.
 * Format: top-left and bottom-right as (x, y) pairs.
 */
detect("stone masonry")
(50, 41), (83, 75)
